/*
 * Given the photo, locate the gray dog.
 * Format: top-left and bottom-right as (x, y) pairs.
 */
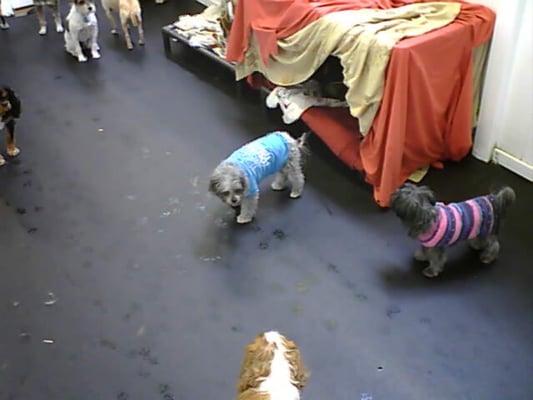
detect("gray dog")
(209, 131), (308, 224)
(390, 183), (515, 278)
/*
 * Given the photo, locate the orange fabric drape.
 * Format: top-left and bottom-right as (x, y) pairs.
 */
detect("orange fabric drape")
(235, 1), (496, 206)
(300, 2), (495, 206)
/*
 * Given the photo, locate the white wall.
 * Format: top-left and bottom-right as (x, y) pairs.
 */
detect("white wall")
(473, 0), (533, 181)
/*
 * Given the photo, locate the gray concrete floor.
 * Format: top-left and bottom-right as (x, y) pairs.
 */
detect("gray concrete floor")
(1, 2), (532, 399)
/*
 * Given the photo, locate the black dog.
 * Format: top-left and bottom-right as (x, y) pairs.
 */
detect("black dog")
(0, 85), (22, 166)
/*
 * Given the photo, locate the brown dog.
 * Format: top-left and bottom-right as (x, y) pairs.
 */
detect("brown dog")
(101, 0), (144, 50)
(0, 86), (21, 166)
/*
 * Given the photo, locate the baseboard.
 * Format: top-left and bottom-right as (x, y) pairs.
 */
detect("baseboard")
(492, 148), (533, 182)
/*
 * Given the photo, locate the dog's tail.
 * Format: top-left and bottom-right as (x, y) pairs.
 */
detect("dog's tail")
(296, 131), (311, 162)
(297, 131), (310, 148)
(491, 186), (515, 226)
(492, 186), (515, 215)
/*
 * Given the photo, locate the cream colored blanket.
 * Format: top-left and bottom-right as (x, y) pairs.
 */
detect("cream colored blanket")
(236, 2), (461, 134)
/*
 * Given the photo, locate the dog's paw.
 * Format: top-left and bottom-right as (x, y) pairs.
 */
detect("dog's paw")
(78, 55), (88, 63)
(271, 182), (286, 191)
(237, 215), (253, 224)
(56, 24), (64, 33)
(422, 266), (441, 278)
(0, 157), (6, 167)
(39, 26), (47, 35)
(289, 191), (302, 199)
(414, 249), (427, 261)
(7, 147), (20, 157)
(91, 51), (101, 59)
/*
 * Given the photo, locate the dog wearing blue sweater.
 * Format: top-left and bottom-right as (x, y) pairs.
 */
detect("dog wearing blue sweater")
(209, 132), (308, 224)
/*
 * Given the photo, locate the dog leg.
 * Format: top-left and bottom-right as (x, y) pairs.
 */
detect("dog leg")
(90, 28), (100, 59)
(5, 120), (20, 157)
(36, 5), (47, 35)
(121, 17), (133, 50)
(0, 154), (5, 167)
(414, 246), (429, 261)
(479, 235), (500, 264)
(104, 8), (118, 35)
(271, 172), (287, 191)
(70, 35), (87, 62)
(468, 237), (485, 251)
(50, 3), (63, 32)
(287, 163), (305, 199)
(237, 194), (258, 224)
(137, 17), (145, 46)
(422, 247), (446, 278)
(0, 16), (10, 30)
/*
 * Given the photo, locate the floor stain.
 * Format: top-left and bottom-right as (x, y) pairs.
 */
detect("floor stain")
(259, 241), (269, 250)
(117, 392), (129, 400)
(354, 293), (368, 302)
(100, 338), (118, 351)
(269, 282), (286, 294)
(327, 263), (339, 273)
(139, 347), (159, 365)
(295, 281), (310, 294)
(324, 319), (338, 331)
(291, 304), (304, 316)
(386, 306), (401, 318)
(273, 229), (286, 240)
(159, 383), (176, 400)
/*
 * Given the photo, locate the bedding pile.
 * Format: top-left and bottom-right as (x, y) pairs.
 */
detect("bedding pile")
(235, 2), (461, 134)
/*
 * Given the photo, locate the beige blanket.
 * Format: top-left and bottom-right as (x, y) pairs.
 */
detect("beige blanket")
(236, 2), (461, 134)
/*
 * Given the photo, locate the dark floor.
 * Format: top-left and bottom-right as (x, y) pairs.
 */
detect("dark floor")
(1, 2), (532, 400)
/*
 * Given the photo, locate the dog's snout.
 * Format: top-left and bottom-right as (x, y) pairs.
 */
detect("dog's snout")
(88, 6), (94, 11)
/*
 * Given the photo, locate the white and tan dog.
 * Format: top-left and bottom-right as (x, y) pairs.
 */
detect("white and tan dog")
(101, 0), (144, 50)
(237, 331), (308, 400)
(64, 0), (100, 62)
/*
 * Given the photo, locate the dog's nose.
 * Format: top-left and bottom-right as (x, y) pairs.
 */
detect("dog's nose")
(88, 6), (93, 11)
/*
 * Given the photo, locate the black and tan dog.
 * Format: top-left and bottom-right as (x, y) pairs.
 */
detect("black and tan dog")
(0, 86), (21, 166)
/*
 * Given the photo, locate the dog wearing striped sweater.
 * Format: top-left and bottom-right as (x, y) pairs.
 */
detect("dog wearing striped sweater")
(391, 184), (515, 278)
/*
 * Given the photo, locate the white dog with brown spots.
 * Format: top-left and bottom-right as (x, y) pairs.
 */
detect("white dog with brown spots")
(237, 331), (308, 400)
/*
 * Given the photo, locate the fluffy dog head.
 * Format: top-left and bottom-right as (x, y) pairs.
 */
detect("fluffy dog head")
(73, 0), (96, 16)
(237, 331), (308, 400)
(209, 163), (248, 207)
(390, 183), (437, 237)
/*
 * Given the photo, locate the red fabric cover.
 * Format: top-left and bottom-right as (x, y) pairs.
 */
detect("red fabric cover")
(302, 3), (495, 206)
(243, 2), (496, 206)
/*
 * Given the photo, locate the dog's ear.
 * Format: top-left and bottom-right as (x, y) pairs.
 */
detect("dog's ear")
(239, 173), (247, 191)
(418, 185), (436, 206)
(208, 175), (219, 194)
